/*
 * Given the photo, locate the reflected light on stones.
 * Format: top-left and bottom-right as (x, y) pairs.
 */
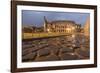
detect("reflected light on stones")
(70, 53), (75, 55)
(72, 34), (75, 38)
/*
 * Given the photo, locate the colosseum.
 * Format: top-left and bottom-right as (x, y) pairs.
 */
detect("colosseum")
(43, 16), (81, 33)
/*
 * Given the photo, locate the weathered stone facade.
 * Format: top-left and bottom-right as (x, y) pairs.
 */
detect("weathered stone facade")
(83, 17), (90, 36)
(44, 16), (81, 33)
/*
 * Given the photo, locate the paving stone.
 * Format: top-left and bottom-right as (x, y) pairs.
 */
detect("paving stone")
(76, 49), (90, 57)
(60, 53), (79, 60)
(22, 44), (34, 49)
(60, 47), (73, 53)
(22, 52), (37, 62)
(35, 54), (60, 61)
(22, 48), (30, 56)
(22, 41), (33, 45)
(37, 48), (50, 57)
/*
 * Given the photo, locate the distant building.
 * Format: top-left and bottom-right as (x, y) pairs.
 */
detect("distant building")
(22, 26), (33, 33)
(83, 17), (90, 36)
(22, 26), (44, 33)
(44, 16), (81, 33)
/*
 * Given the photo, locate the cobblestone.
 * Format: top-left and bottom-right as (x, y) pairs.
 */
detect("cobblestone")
(22, 34), (90, 62)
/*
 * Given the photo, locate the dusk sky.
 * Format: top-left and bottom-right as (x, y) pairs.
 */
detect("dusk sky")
(22, 10), (90, 27)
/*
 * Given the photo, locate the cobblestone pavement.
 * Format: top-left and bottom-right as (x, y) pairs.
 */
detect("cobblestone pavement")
(22, 34), (90, 62)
